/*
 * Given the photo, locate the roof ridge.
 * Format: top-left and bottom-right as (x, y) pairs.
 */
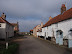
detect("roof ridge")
(43, 8), (72, 27)
(0, 17), (13, 26)
(0, 17), (6, 22)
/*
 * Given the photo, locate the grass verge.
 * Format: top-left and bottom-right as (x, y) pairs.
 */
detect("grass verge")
(0, 43), (19, 54)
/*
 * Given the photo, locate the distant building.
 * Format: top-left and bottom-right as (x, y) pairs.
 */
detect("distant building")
(30, 29), (33, 34)
(11, 22), (19, 32)
(33, 22), (43, 36)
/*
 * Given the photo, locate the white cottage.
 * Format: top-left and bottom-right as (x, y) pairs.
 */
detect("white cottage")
(40, 4), (72, 48)
(0, 16), (14, 39)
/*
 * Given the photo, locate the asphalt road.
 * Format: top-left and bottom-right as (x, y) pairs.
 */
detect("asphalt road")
(15, 36), (72, 54)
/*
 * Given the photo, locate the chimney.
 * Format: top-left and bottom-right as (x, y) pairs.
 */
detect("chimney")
(41, 22), (43, 27)
(61, 4), (66, 14)
(49, 16), (52, 20)
(17, 22), (19, 31)
(17, 22), (18, 25)
(1, 13), (6, 19)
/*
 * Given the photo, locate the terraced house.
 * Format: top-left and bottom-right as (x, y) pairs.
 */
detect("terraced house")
(37, 4), (72, 48)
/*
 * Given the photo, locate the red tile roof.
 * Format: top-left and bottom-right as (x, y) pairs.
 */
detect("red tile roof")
(43, 8), (72, 27)
(11, 23), (18, 26)
(33, 25), (38, 29)
(0, 17), (13, 26)
(30, 29), (33, 31)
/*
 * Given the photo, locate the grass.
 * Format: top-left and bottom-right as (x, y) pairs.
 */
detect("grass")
(0, 43), (19, 54)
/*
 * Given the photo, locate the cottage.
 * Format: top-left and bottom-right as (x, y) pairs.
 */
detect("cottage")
(0, 13), (14, 39)
(37, 4), (72, 48)
(33, 22), (43, 36)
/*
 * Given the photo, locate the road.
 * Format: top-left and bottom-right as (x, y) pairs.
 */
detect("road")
(15, 36), (72, 54)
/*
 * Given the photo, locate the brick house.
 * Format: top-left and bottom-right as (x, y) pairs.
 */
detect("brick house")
(33, 22), (43, 36)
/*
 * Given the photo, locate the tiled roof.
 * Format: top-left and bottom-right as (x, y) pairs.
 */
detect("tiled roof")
(30, 29), (33, 31)
(43, 8), (72, 27)
(33, 25), (38, 29)
(0, 17), (13, 26)
(11, 23), (18, 26)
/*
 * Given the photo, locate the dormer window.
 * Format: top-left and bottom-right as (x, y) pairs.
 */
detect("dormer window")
(0, 24), (1, 27)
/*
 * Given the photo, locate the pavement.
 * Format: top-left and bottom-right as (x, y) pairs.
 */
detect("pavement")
(15, 36), (72, 54)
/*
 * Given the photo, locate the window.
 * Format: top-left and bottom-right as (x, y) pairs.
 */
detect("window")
(0, 24), (1, 27)
(70, 28), (72, 32)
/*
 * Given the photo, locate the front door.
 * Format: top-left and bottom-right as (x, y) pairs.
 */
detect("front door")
(56, 32), (59, 44)
(59, 31), (63, 45)
(45, 32), (46, 40)
(56, 30), (63, 45)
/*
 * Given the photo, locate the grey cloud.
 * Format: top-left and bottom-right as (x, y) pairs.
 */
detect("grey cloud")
(0, 0), (72, 17)
(0, 0), (72, 32)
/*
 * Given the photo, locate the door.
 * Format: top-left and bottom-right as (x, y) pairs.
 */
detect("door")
(59, 31), (63, 45)
(56, 32), (59, 44)
(45, 32), (46, 40)
(56, 30), (63, 45)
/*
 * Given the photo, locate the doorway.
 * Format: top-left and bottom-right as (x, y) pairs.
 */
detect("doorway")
(56, 30), (63, 45)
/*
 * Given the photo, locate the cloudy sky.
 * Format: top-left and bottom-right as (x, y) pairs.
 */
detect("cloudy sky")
(0, 0), (72, 32)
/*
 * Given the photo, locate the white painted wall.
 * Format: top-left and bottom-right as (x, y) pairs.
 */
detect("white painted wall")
(6, 23), (14, 38)
(0, 23), (6, 38)
(36, 18), (72, 40)
(47, 18), (72, 39)
(41, 27), (48, 37)
(37, 32), (42, 37)
(0, 23), (14, 39)
(47, 24), (58, 38)
(0, 23), (6, 28)
(42, 28), (45, 37)
(58, 18), (72, 39)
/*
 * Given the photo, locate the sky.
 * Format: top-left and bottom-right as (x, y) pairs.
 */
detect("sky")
(0, 0), (72, 32)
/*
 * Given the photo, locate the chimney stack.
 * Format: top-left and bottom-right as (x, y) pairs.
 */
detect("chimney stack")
(1, 13), (6, 19)
(41, 22), (43, 27)
(49, 16), (52, 21)
(61, 4), (66, 14)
